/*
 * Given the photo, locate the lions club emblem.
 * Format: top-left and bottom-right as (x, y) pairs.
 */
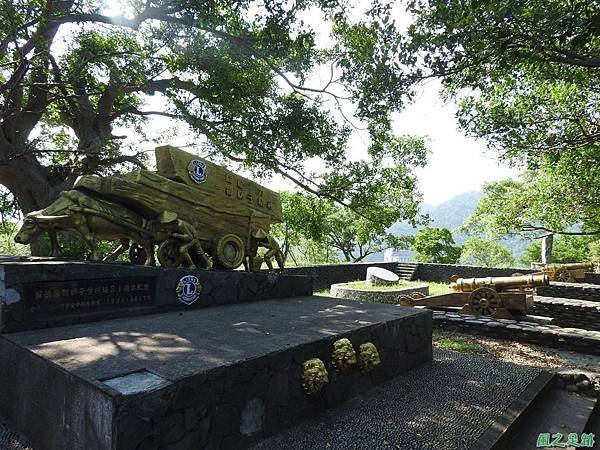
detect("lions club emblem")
(176, 275), (201, 305)
(188, 160), (207, 184)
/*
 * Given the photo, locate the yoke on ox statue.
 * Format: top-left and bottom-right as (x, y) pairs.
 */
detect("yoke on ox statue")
(15, 146), (284, 272)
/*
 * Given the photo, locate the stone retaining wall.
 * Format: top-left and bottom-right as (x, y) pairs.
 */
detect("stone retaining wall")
(412, 263), (534, 282)
(329, 283), (429, 304)
(531, 296), (600, 331)
(432, 310), (600, 355)
(277, 262), (600, 291)
(279, 263), (398, 290)
(536, 282), (600, 302)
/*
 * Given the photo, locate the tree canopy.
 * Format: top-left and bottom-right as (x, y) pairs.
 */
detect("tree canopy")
(403, 0), (600, 235)
(521, 235), (599, 265)
(0, 0), (427, 240)
(411, 227), (461, 264)
(274, 191), (403, 264)
(459, 237), (514, 268)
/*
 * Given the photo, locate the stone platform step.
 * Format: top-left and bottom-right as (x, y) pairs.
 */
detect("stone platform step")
(537, 281), (600, 302)
(495, 385), (597, 450)
(532, 296), (600, 331)
(471, 371), (555, 450)
(393, 263), (418, 281)
(430, 310), (600, 355)
(0, 296), (432, 450)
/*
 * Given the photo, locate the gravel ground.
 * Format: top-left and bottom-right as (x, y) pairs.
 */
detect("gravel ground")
(253, 348), (541, 450)
(0, 422), (31, 450)
(433, 329), (600, 374)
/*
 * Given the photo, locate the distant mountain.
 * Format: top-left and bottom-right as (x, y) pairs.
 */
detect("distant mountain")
(364, 191), (529, 262)
(388, 191), (483, 239)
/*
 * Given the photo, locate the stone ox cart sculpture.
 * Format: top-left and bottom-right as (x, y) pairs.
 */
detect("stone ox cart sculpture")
(399, 274), (549, 319)
(14, 146), (284, 271)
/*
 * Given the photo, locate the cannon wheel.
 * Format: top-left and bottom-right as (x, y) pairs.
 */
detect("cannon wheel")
(213, 234), (245, 269)
(128, 243), (148, 265)
(158, 239), (183, 268)
(469, 287), (503, 316)
(398, 295), (414, 307)
(449, 274), (460, 283)
(554, 268), (574, 283)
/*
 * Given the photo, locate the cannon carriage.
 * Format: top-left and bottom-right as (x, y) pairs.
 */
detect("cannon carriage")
(15, 146), (284, 271)
(399, 274), (549, 319)
(535, 262), (594, 283)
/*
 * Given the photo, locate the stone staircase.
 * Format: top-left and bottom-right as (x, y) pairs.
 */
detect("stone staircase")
(472, 371), (599, 450)
(395, 262), (418, 281)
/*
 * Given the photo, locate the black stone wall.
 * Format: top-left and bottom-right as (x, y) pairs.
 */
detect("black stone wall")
(281, 261), (600, 288)
(530, 298), (600, 331)
(278, 263), (398, 290)
(536, 283), (600, 302)
(0, 337), (113, 450)
(0, 261), (312, 332)
(112, 311), (433, 449)
(412, 263), (534, 282)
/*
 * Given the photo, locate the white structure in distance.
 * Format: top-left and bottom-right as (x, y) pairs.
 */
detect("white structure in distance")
(384, 248), (413, 263)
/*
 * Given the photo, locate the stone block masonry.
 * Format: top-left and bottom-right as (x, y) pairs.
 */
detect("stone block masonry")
(536, 282), (600, 302)
(275, 262), (600, 289)
(432, 310), (600, 355)
(0, 260), (312, 332)
(531, 296), (600, 331)
(0, 296), (432, 450)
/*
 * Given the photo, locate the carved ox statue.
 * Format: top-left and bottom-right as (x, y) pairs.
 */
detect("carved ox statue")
(14, 189), (155, 264)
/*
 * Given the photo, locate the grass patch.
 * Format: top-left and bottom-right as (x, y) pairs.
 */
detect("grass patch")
(315, 279), (453, 297)
(343, 280), (418, 290)
(421, 281), (452, 296)
(314, 289), (332, 297)
(433, 330), (483, 353)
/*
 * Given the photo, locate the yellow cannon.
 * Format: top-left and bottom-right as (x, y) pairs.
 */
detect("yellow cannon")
(399, 274), (549, 319)
(538, 262), (594, 283)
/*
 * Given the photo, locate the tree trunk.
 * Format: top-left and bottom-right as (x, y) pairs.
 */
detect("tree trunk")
(0, 149), (71, 255)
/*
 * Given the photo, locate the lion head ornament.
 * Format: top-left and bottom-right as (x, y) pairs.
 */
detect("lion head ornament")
(331, 338), (357, 372)
(358, 342), (381, 372)
(301, 358), (329, 395)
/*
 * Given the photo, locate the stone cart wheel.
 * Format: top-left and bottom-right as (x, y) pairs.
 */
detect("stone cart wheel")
(213, 234), (245, 269)
(128, 243), (148, 265)
(157, 239), (183, 268)
(554, 268), (573, 282)
(468, 287), (503, 316)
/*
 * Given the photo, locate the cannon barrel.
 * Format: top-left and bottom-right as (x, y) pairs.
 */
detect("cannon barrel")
(451, 274), (549, 293)
(544, 262), (594, 270)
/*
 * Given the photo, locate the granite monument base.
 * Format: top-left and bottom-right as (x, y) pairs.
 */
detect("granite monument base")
(0, 296), (432, 450)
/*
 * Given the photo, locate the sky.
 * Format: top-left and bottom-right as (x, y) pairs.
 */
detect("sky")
(101, 0), (520, 207)
(394, 82), (519, 205)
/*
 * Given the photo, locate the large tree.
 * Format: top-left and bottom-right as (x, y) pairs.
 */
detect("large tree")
(275, 191), (413, 264)
(459, 237), (514, 268)
(0, 0), (427, 253)
(403, 0), (600, 234)
(411, 227), (461, 264)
